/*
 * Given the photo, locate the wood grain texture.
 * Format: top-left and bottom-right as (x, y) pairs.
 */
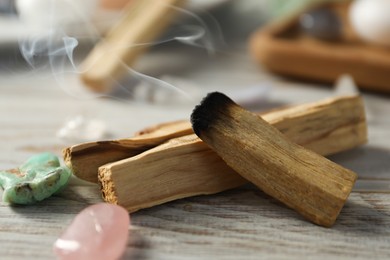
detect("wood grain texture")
(99, 95), (366, 216)
(63, 120), (192, 183)
(191, 93), (357, 227)
(66, 95), (367, 184)
(1, 42), (390, 259)
(1, 186), (390, 259)
(99, 134), (246, 212)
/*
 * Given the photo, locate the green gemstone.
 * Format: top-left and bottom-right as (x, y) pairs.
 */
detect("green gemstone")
(0, 153), (71, 204)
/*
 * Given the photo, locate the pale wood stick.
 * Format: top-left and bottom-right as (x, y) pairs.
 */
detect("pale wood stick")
(63, 120), (192, 183)
(190, 92), (358, 227)
(98, 95), (366, 219)
(262, 96), (367, 156)
(80, 0), (185, 92)
(65, 95), (367, 183)
(99, 134), (247, 210)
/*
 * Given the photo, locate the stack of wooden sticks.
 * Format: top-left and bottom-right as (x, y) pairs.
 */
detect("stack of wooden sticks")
(64, 94), (367, 227)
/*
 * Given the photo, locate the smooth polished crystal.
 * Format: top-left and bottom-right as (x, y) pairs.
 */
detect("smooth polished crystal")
(53, 203), (130, 260)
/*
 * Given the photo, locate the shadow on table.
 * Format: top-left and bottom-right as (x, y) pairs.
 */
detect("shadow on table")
(8, 180), (103, 217)
(329, 146), (390, 180)
(334, 198), (390, 236)
(133, 180), (389, 237)
(241, 186), (390, 236)
(122, 231), (151, 260)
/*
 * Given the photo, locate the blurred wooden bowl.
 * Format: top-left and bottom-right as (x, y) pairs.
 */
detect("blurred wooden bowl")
(250, 1), (390, 94)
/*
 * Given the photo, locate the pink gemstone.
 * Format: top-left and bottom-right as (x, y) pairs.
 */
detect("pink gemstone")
(53, 203), (130, 260)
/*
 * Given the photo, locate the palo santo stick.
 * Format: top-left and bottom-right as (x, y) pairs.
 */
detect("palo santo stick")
(98, 95), (366, 217)
(80, 0), (185, 92)
(63, 120), (192, 183)
(99, 134), (247, 212)
(65, 95), (367, 183)
(191, 92), (358, 227)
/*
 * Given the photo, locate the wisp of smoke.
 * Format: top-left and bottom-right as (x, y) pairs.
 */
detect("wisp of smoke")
(17, 0), (224, 103)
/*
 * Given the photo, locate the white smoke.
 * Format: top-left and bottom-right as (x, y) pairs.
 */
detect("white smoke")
(16, 0), (223, 102)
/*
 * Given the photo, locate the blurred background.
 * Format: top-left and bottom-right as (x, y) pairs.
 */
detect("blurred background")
(0, 0), (389, 143)
(0, 0), (331, 67)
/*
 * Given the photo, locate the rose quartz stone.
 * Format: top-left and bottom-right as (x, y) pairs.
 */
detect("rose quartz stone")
(53, 203), (130, 260)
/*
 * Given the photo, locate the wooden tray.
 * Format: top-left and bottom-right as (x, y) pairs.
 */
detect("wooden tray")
(250, 1), (390, 93)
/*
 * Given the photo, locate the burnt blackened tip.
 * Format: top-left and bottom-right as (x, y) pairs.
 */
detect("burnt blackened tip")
(190, 92), (235, 137)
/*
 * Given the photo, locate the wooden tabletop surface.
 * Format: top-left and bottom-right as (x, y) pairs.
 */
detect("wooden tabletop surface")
(0, 44), (389, 259)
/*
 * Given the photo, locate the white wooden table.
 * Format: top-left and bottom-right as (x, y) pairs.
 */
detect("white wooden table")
(1, 44), (390, 259)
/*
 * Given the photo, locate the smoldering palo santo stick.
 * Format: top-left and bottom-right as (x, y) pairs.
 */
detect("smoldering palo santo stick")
(191, 92), (358, 227)
(99, 95), (366, 216)
(66, 95), (367, 184)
